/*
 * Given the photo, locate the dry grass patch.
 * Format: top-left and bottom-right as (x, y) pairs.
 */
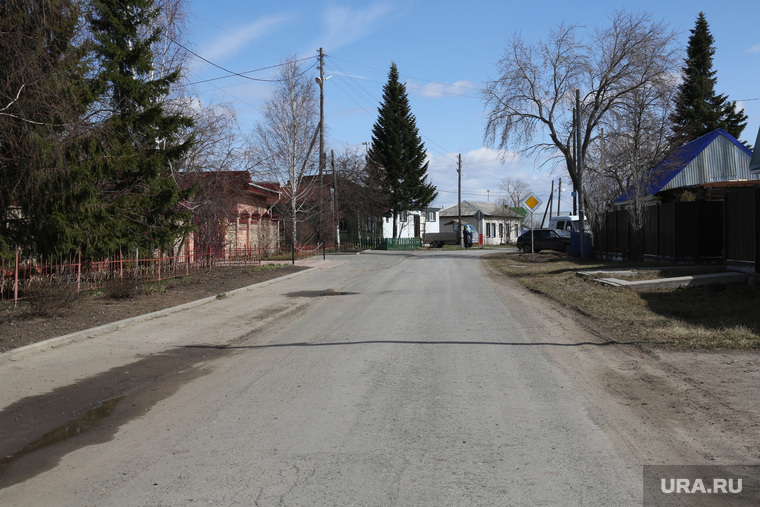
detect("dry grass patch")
(489, 253), (760, 349)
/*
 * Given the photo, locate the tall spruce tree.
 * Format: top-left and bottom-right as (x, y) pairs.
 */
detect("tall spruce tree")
(670, 12), (747, 145)
(367, 63), (437, 238)
(85, 0), (194, 257)
(0, 0), (91, 259)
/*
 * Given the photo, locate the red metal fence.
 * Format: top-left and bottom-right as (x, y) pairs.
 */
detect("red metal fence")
(1, 247), (263, 308)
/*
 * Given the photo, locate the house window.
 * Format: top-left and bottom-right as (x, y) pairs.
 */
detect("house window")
(486, 223), (491, 238)
(400, 211), (408, 222)
(499, 223), (504, 238)
(339, 219), (348, 232)
(426, 211), (436, 222)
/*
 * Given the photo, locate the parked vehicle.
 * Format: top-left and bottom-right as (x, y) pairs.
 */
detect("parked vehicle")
(424, 223), (477, 248)
(516, 229), (572, 254)
(547, 215), (590, 234)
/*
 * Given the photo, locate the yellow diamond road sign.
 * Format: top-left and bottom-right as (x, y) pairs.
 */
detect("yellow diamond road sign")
(522, 193), (542, 212)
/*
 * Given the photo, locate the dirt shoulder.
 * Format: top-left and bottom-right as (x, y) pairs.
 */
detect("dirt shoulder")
(0, 264), (307, 354)
(484, 255), (760, 465)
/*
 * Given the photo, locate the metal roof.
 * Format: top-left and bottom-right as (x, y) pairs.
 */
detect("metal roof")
(439, 201), (523, 219)
(615, 128), (755, 202)
(750, 126), (760, 173)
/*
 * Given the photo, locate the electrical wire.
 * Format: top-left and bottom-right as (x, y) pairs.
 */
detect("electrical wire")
(186, 57), (316, 86)
(168, 34), (316, 84)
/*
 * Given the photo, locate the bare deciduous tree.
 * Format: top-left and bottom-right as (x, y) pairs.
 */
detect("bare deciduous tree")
(251, 55), (320, 250)
(586, 79), (677, 242)
(483, 10), (680, 215)
(499, 176), (532, 208)
(149, 0), (191, 82)
(333, 148), (386, 243)
(175, 102), (248, 255)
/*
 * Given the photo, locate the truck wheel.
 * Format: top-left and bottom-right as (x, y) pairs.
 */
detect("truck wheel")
(522, 244), (531, 253)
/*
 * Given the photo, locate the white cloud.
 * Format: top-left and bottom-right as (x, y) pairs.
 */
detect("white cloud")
(407, 79), (480, 99)
(202, 14), (294, 63)
(319, 3), (398, 52)
(747, 43), (760, 54)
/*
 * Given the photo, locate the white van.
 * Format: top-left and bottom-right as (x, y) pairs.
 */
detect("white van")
(547, 215), (590, 233)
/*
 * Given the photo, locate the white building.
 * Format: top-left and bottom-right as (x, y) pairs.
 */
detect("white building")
(381, 208), (440, 239)
(438, 201), (524, 245)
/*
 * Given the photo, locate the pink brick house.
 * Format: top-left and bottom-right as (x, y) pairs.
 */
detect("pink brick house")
(179, 171), (280, 259)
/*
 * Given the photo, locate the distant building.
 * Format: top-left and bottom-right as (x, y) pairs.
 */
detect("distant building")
(180, 171), (280, 258)
(381, 208), (441, 239)
(438, 201), (524, 245)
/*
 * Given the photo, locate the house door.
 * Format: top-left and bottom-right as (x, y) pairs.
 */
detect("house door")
(414, 215), (421, 238)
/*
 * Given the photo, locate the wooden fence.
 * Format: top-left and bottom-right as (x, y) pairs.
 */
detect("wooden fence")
(723, 187), (760, 269)
(599, 188), (760, 271)
(598, 201), (723, 262)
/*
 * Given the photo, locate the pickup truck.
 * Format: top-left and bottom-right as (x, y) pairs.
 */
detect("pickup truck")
(423, 224), (477, 248)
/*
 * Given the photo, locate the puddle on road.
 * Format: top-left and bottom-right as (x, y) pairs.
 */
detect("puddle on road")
(0, 397), (124, 476)
(0, 346), (226, 488)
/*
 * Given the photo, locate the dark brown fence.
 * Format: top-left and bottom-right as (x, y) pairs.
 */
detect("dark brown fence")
(723, 187), (760, 267)
(598, 201), (724, 262)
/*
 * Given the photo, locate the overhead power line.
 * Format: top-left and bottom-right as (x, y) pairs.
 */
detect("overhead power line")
(168, 35), (316, 84)
(187, 58), (315, 86)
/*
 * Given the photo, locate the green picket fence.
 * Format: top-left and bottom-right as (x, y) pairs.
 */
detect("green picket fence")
(384, 238), (421, 251)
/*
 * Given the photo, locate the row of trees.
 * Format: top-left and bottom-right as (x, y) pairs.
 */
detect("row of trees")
(482, 10), (748, 234)
(252, 59), (437, 245)
(1, 0), (438, 261)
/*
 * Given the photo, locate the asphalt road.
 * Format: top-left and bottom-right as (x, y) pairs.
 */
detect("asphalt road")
(0, 250), (641, 505)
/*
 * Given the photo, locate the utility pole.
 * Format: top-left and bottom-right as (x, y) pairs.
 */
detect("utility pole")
(572, 108), (577, 216)
(317, 48), (325, 250)
(540, 180), (554, 227)
(458, 154), (463, 248)
(557, 177), (562, 215)
(600, 128), (606, 220)
(317, 48), (326, 178)
(332, 150), (339, 250)
(576, 89), (585, 259)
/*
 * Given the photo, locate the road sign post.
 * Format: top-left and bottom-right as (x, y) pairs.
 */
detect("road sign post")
(522, 193), (543, 261)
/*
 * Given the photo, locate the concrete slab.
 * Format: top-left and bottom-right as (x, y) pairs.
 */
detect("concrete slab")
(593, 272), (746, 290)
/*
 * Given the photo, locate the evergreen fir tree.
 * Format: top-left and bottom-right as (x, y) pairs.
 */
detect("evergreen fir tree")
(0, 0), (92, 259)
(670, 12), (747, 146)
(367, 63), (437, 238)
(85, 0), (194, 257)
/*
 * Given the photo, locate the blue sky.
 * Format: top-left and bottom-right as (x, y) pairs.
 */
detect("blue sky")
(183, 0), (760, 212)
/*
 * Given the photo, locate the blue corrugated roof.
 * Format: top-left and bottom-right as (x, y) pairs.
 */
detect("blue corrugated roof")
(750, 126), (760, 173)
(615, 128), (752, 202)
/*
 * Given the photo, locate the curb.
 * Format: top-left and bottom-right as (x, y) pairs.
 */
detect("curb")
(0, 266), (315, 364)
